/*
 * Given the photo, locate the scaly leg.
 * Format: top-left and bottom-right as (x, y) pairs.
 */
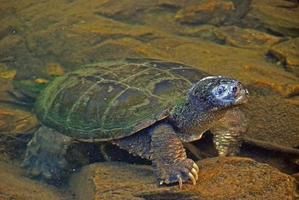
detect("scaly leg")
(113, 123), (199, 188)
(151, 123), (199, 188)
(211, 107), (247, 156)
(22, 126), (72, 182)
(112, 129), (152, 160)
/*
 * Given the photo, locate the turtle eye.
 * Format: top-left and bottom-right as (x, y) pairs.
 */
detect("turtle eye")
(217, 85), (226, 96)
(212, 84), (231, 100)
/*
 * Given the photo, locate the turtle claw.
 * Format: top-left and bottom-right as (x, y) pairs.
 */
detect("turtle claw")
(188, 172), (196, 185)
(191, 168), (198, 180)
(157, 158), (199, 188)
(177, 175), (183, 189)
(159, 180), (164, 186)
(193, 163), (199, 172)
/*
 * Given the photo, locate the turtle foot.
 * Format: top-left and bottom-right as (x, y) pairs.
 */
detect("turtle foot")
(157, 158), (199, 188)
(21, 126), (72, 183)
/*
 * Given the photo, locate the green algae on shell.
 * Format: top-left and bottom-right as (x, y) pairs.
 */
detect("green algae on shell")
(35, 59), (209, 141)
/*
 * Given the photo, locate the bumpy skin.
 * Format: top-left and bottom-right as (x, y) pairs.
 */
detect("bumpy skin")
(211, 107), (247, 156)
(113, 123), (199, 187)
(149, 124), (199, 186)
(22, 126), (72, 182)
(113, 108), (247, 187)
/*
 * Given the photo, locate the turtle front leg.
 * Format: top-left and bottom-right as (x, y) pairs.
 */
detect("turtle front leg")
(22, 126), (72, 182)
(210, 107), (247, 156)
(150, 123), (199, 188)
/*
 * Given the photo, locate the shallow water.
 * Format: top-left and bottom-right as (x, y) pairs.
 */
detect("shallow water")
(0, 0), (298, 199)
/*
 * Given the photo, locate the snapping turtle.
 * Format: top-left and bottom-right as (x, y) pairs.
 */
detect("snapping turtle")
(22, 58), (248, 187)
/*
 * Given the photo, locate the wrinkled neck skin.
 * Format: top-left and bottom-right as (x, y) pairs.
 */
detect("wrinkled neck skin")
(169, 98), (226, 142)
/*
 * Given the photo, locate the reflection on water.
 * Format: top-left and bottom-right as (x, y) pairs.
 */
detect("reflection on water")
(0, 0), (298, 199)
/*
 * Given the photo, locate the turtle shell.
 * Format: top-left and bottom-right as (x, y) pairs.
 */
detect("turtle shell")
(35, 58), (209, 141)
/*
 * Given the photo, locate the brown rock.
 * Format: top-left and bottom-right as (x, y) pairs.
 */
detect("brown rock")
(0, 0), (298, 159)
(196, 157), (295, 200)
(285, 96), (299, 106)
(0, 63), (16, 80)
(0, 78), (15, 104)
(243, 87), (299, 149)
(46, 63), (65, 76)
(215, 26), (282, 48)
(92, 0), (189, 25)
(243, 0), (299, 37)
(69, 157), (295, 200)
(0, 161), (63, 200)
(0, 106), (39, 160)
(254, 80), (299, 97)
(180, 26), (282, 49)
(175, 0), (235, 25)
(0, 107), (38, 136)
(268, 38), (299, 77)
(35, 78), (49, 84)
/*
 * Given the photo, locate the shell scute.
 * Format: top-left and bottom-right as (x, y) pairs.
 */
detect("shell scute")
(36, 59), (208, 140)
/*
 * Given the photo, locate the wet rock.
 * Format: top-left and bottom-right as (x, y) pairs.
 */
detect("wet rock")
(196, 157), (295, 200)
(243, 86), (299, 149)
(180, 25), (282, 49)
(0, 161), (64, 200)
(23, 13), (166, 68)
(268, 38), (299, 77)
(243, 0), (299, 37)
(0, 0), (299, 163)
(0, 78), (15, 104)
(12, 79), (48, 101)
(0, 63), (16, 80)
(46, 63), (65, 76)
(69, 157), (295, 200)
(216, 26), (282, 48)
(35, 78), (49, 84)
(92, 0), (188, 25)
(242, 64), (299, 97)
(253, 80), (299, 97)
(0, 106), (38, 160)
(93, 0), (154, 24)
(0, 107), (38, 136)
(285, 96), (299, 106)
(175, 0), (236, 25)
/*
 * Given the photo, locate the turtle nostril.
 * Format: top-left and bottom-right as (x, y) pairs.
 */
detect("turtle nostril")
(232, 86), (238, 92)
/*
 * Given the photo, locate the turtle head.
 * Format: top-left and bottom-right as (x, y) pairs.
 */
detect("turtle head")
(188, 76), (249, 111)
(171, 76), (248, 143)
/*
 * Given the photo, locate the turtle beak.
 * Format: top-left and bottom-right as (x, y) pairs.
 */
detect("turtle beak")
(235, 87), (249, 104)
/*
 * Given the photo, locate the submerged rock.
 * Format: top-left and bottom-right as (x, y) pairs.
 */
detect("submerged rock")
(69, 157), (295, 200)
(0, 161), (63, 200)
(0, 0), (299, 171)
(0, 63), (16, 80)
(215, 26), (282, 48)
(46, 63), (65, 77)
(0, 107), (38, 136)
(268, 38), (299, 77)
(175, 0), (236, 25)
(0, 106), (39, 160)
(0, 78), (15, 104)
(243, 0), (299, 36)
(242, 86), (299, 149)
(180, 25), (282, 49)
